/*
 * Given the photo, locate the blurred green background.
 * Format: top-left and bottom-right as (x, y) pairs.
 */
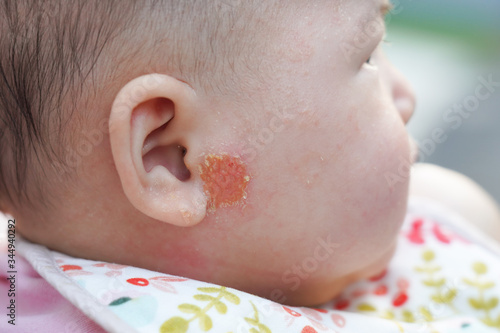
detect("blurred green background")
(384, 0), (500, 204)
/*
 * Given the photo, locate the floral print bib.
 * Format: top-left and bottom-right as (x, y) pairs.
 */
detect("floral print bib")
(18, 197), (500, 333)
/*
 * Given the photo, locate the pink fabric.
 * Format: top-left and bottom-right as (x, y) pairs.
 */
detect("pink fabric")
(0, 248), (106, 332)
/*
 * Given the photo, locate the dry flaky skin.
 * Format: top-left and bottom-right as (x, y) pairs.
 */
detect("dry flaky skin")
(199, 154), (250, 212)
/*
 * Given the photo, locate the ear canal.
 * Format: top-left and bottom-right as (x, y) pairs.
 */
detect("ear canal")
(143, 144), (191, 181)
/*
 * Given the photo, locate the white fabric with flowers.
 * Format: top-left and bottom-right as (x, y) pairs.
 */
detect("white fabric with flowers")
(18, 197), (500, 333)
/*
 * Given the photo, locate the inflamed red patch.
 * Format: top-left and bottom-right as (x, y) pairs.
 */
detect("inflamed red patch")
(199, 154), (250, 212)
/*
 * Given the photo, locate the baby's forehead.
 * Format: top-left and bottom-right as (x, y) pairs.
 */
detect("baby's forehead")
(267, 1), (385, 34)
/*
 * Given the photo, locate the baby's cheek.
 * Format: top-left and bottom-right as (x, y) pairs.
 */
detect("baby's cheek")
(345, 122), (410, 255)
(371, 131), (410, 234)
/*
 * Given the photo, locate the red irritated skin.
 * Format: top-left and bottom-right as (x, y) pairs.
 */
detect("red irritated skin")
(199, 154), (251, 212)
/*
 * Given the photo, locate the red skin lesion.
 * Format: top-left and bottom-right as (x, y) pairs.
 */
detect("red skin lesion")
(199, 154), (251, 212)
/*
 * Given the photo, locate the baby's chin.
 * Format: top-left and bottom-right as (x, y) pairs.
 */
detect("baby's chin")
(280, 242), (398, 307)
(333, 242), (398, 299)
(357, 241), (397, 281)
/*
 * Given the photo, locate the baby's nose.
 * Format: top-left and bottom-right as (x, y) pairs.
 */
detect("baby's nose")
(391, 67), (416, 124)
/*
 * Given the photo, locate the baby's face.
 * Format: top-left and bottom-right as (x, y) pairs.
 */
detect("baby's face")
(16, 0), (415, 307)
(194, 0), (415, 304)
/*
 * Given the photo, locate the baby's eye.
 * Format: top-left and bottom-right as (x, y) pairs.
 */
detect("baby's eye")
(365, 38), (389, 66)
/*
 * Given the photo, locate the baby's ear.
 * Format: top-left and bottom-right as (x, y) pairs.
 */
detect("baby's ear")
(109, 74), (207, 227)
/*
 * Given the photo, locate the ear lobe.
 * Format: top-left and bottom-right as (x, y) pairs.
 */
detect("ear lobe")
(109, 74), (207, 227)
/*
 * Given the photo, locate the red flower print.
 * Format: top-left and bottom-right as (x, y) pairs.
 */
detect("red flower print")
(373, 285), (388, 296)
(302, 308), (323, 321)
(368, 269), (387, 281)
(105, 271), (122, 278)
(60, 265), (82, 271)
(397, 278), (410, 291)
(149, 276), (188, 293)
(93, 263), (128, 278)
(331, 313), (346, 328)
(122, 276), (189, 292)
(392, 291), (408, 307)
(126, 278), (149, 286)
(334, 299), (350, 310)
(60, 265), (92, 276)
(407, 219), (425, 244)
(283, 306), (302, 317)
(301, 326), (317, 333)
(432, 223), (451, 244)
(93, 263), (128, 270)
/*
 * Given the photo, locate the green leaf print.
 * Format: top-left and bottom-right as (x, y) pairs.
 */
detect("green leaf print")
(381, 310), (395, 320)
(214, 300), (228, 314)
(473, 262), (488, 275)
(109, 297), (132, 306)
(422, 250), (435, 262)
(160, 317), (189, 333)
(463, 278), (479, 287)
(160, 286), (241, 333)
(469, 298), (486, 310)
(178, 304), (202, 314)
(482, 315), (500, 329)
(244, 302), (272, 333)
(419, 307), (433, 322)
(194, 294), (217, 302)
(357, 303), (377, 312)
(222, 291), (241, 305)
(465, 261), (500, 328)
(415, 266), (441, 274)
(244, 318), (259, 326)
(402, 310), (415, 323)
(198, 287), (223, 293)
(422, 278), (445, 287)
(199, 314), (212, 331)
(431, 289), (458, 304)
(485, 298), (499, 311)
(415, 248), (458, 313)
(478, 282), (496, 291)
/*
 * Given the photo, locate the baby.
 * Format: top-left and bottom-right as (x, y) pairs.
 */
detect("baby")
(1, 0), (500, 332)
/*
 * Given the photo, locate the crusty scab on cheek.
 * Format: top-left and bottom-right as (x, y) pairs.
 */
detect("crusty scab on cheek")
(199, 154), (251, 212)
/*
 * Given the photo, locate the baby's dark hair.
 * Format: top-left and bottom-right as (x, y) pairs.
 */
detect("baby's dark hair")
(0, 0), (280, 213)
